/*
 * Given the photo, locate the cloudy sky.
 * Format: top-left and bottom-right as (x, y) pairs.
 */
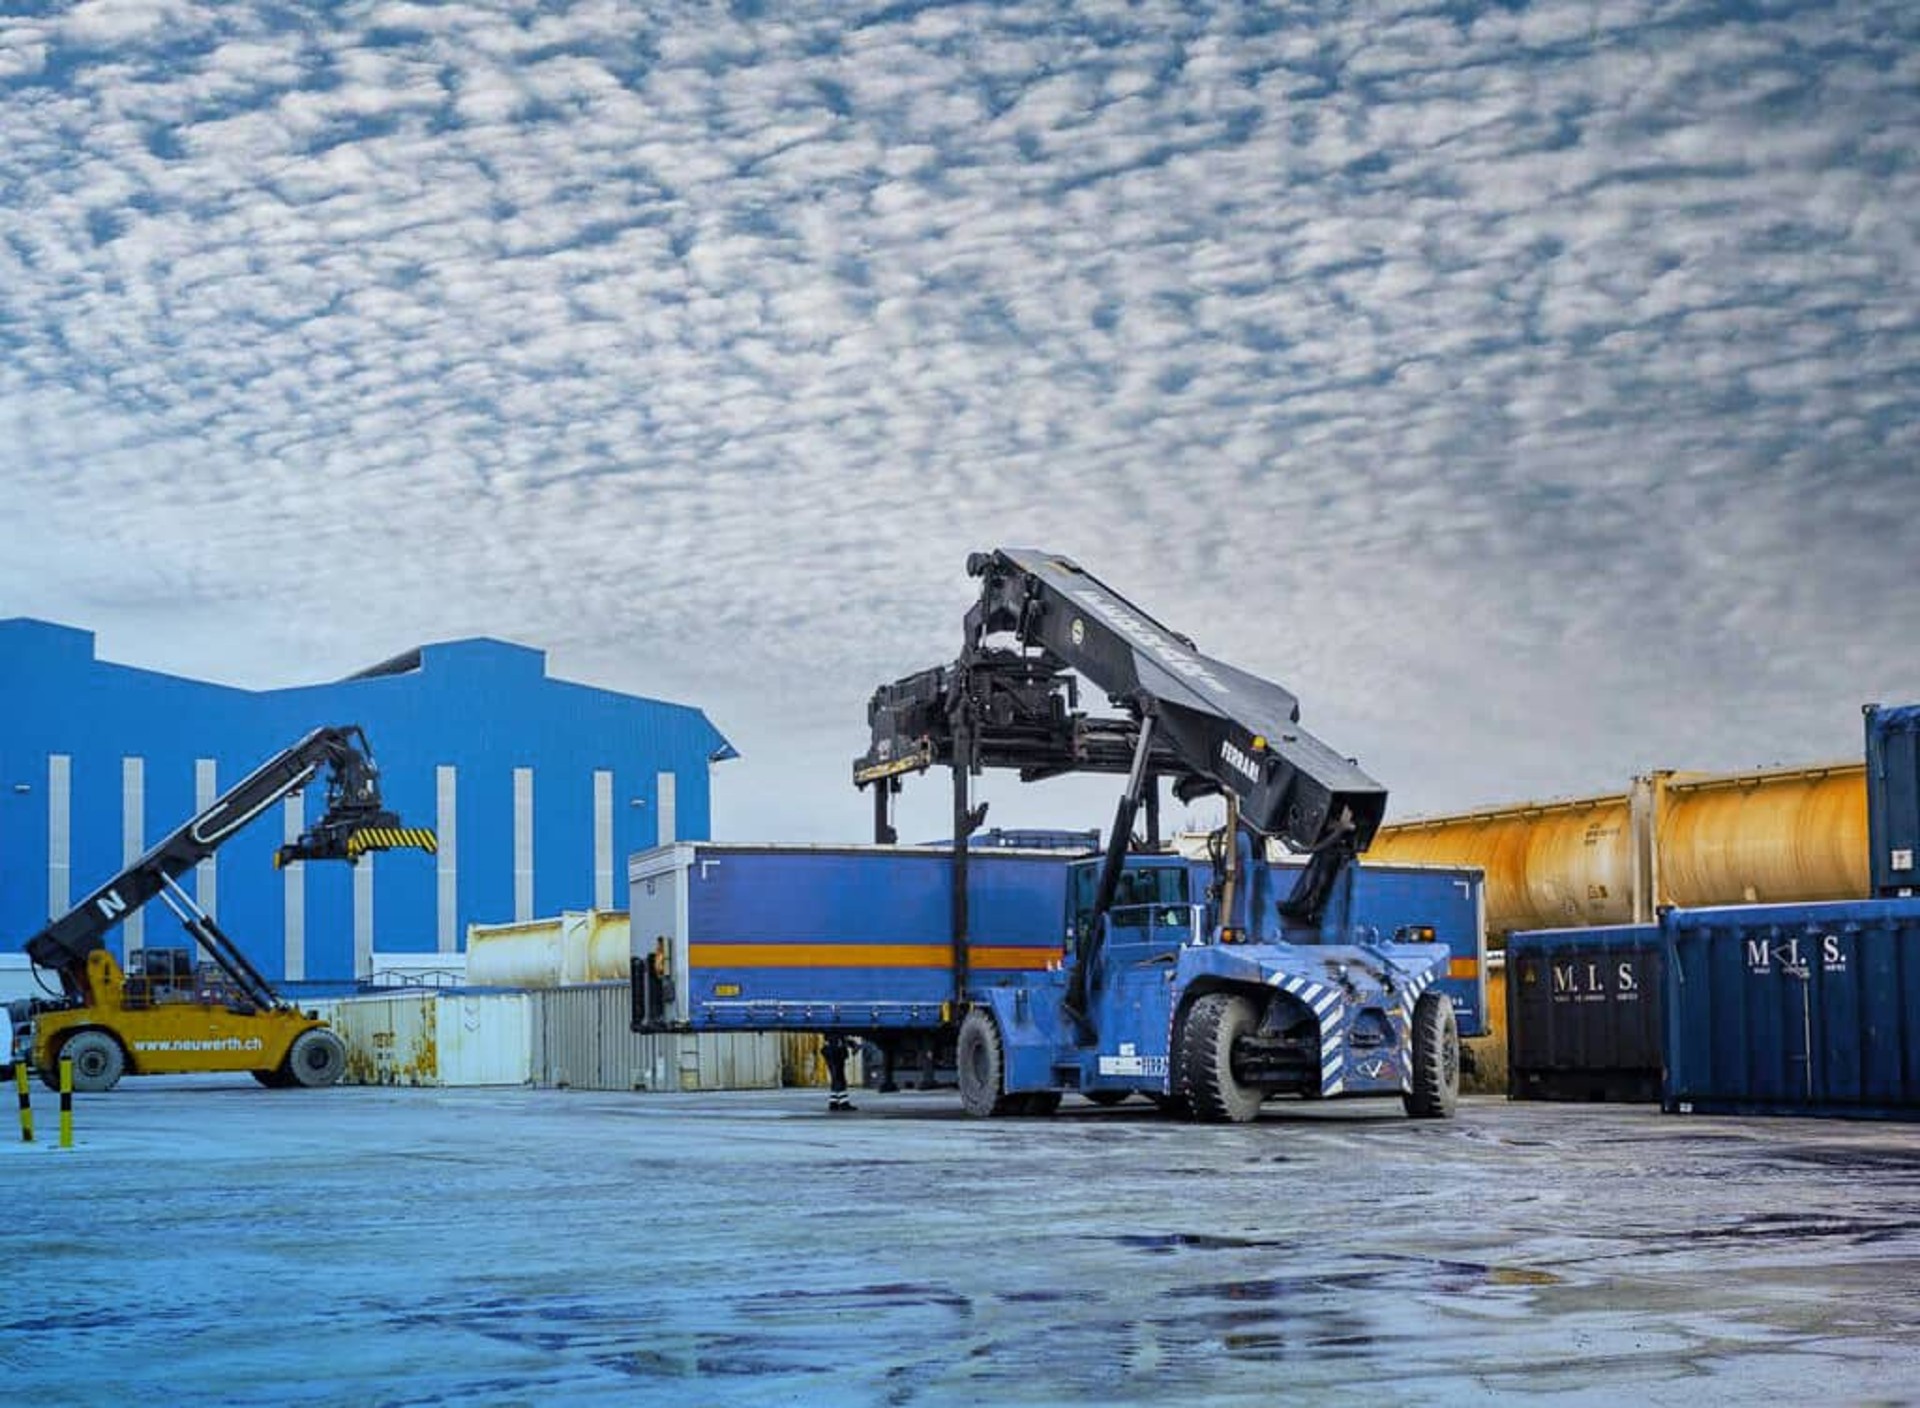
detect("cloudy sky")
(2, 0), (1915, 845)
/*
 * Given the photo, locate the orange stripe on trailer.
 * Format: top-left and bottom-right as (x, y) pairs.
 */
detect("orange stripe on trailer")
(690, 943), (951, 968)
(688, 942), (1064, 970)
(970, 946), (1062, 970)
(1448, 957), (1480, 980)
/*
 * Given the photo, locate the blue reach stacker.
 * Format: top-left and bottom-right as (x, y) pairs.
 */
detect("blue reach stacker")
(635, 549), (1478, 1122)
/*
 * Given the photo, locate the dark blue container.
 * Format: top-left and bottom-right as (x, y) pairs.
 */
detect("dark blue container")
(1506, 925), (1663, 1101)
(1663, 898), (1920, 1120)
(1866, 704), (1920, 898)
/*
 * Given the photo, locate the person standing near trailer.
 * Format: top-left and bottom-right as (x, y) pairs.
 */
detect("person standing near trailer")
(822, 1035), (856, 1113)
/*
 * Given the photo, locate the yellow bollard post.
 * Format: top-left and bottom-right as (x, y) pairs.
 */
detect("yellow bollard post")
(13, 1060), (31, 1144)
(59, 1058), (73, 1150)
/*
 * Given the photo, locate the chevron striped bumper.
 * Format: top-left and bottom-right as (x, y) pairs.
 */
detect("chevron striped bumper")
(346, 826), (439, 859)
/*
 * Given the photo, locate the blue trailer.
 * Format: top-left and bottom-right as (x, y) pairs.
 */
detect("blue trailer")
(630, 841), (1484, 1119)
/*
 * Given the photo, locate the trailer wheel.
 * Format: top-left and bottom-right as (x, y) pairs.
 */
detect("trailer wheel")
(1084, 1089), (1131, 1107)
(60, 1030), (127, 1093)
(1179, 992), (1265, 1124)
(956, 1009), (1011, 1117)
(285, 1029), (348, 1089)
(1403, 992), (1459, 1120)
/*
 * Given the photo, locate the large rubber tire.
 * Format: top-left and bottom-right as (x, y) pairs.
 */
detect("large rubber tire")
(1084, 1089), (1131, 1107)
(284, 1028), (348, 1089)
(1178, 992), (1266, 1124)
(1403, 992), (1460, 1120)
(1148, 1092), (1189, 1118)
(60, 1030), (127, 1093)
(956, 1009), (1010, 1117)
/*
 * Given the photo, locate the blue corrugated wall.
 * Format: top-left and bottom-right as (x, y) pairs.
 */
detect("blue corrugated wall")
(0, 618), (734, 983)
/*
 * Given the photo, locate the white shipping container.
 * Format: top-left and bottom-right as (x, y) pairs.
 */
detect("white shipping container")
(0, 954), (43, 1006)
(321, 991), (533, 1087)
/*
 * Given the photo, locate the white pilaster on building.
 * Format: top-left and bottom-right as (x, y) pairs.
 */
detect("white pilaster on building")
(47, 753), (71, 919)
(194, 758), (218, 918)
(122, 756), (144, 955)
(656, 770), (678, 846)
(593, 769), (614, 912)
(194, 757), (218, 960)
(282, 795), (305, 981)
(353, 854), (374, 980)
(513, 766), (534, 922)
(436, 764), (458, 954)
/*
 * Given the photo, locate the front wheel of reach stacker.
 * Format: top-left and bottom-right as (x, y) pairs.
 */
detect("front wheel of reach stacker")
(1178, 992), (1266, 1124)
(284, 1028), (348, 1089)
(60, 1030), (128, 1093)
(956, 1009), (1012, 1117)
(1402, 992), (1459, 1120)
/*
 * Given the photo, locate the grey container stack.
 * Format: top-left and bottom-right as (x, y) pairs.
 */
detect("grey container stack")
(531, 983), (782, 1092)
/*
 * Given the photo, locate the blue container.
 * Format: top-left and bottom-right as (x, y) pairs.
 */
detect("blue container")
(1506, 925), (1663, 1102)
(1663, 898), (1920, 1120)
(1866, 704), (1920, 898)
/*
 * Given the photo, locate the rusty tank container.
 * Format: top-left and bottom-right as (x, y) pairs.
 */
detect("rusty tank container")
(1367, 763), (1868, 939)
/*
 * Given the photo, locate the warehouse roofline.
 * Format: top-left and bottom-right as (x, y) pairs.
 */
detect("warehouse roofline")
(0, 615), (739, 762)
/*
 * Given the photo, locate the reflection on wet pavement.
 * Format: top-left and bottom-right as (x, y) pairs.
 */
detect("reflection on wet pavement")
(4, 1088), (1917, 1406)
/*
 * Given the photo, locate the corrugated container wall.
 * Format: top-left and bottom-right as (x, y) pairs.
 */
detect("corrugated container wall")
(531, 983), (781, 1091)
(1866, 704), (1920, 897)
(309, 992), (533, 1086)
(1507, 925), (1663, 1102)
(1663, 898), (1920, 1121)
(0, 618), (733, 985)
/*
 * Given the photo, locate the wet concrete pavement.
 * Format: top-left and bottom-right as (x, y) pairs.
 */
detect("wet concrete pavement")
(4, 1083), (1917, 1406)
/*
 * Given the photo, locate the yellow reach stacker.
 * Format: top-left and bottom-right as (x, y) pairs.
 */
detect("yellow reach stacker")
(13, 726), (435, 1092)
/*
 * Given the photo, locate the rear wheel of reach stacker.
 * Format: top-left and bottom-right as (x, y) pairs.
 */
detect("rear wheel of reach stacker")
(59, 1030), (128, 1094)
(1178, 992), (1266, 1124)
(283, 1028), (348, 1089)
(956, 1008), (1013, 1117)
(1402, 992), (1459, 1120)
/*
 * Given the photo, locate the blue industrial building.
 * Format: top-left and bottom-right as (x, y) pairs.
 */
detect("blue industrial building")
(0, 618), (735, 985)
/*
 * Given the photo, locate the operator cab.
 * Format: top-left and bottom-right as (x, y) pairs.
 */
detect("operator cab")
(1066, 856), (1201, 954)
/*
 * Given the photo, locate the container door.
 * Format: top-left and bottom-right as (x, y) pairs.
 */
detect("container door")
(1868, 708), (1920, 897)
(1743, 929), (1817, 1104)
(630, 862), (685, 1025)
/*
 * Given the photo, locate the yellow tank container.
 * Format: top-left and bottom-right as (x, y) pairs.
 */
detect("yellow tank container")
(1464, 954), (1507, 1096)
(1655, 765), (1867, 906)
(467, 911), (632, 988)
(1367, 793), (1641, 936)
(1370, 762), (1868, 939)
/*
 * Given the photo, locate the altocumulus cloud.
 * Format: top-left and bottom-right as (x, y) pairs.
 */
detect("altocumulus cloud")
(0, 0), (1915, 841)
